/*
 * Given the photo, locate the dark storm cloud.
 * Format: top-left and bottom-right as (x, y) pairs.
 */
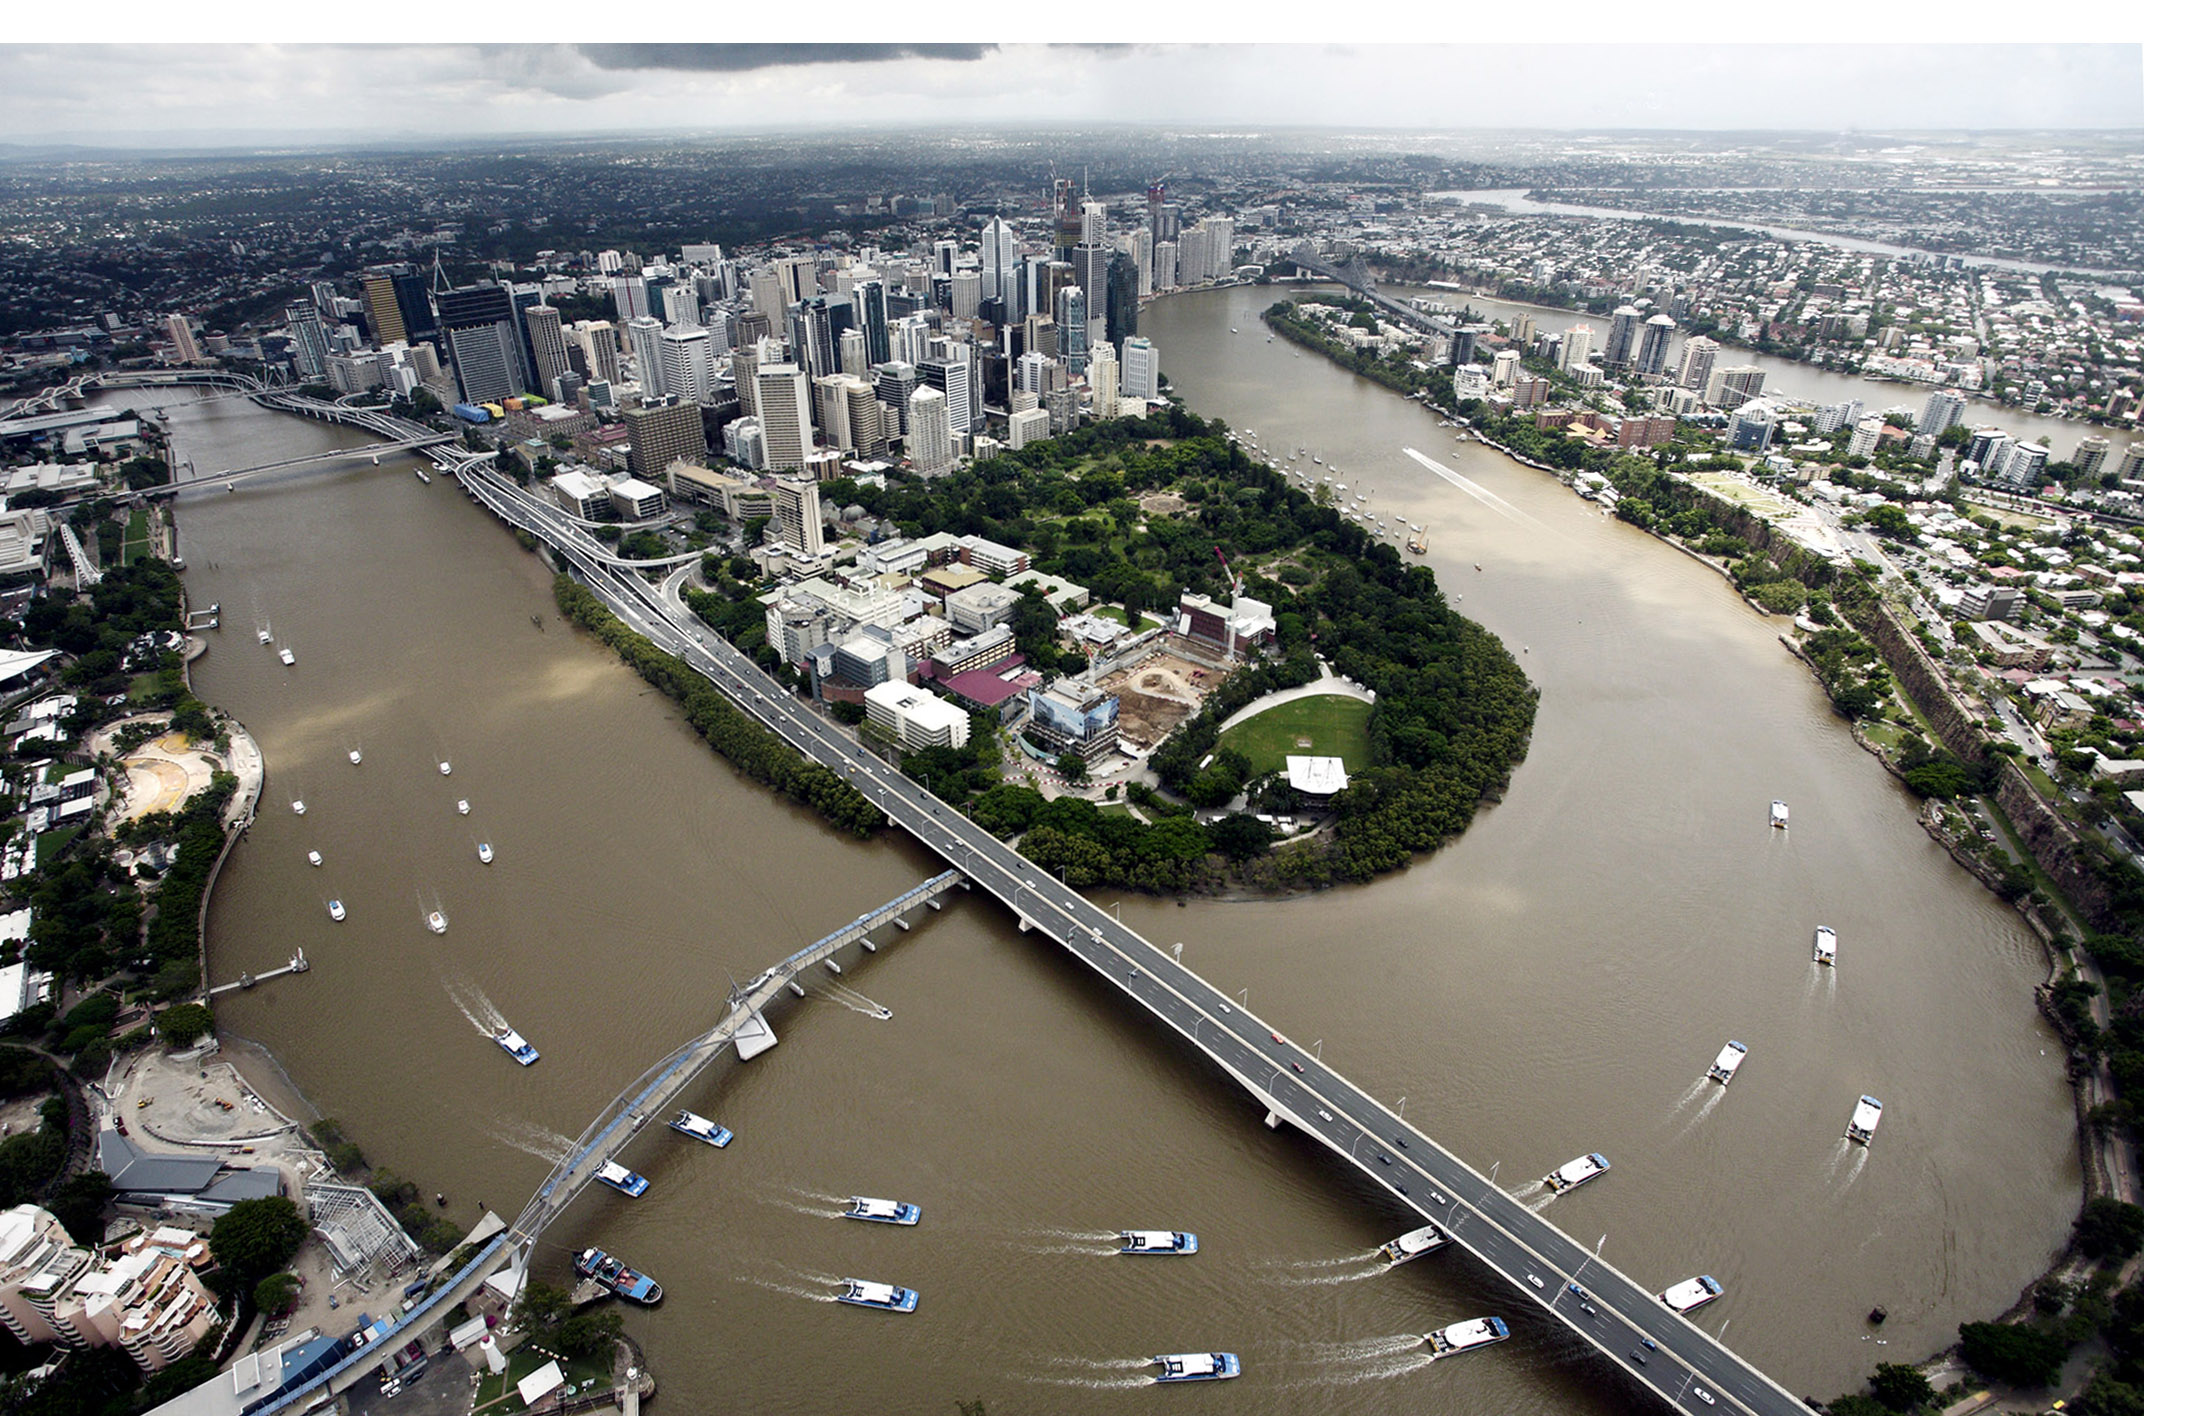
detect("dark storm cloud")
(576, 44), (996, 73)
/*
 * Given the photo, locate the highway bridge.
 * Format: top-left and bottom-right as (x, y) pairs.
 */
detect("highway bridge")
(451, 458), (1820, 1416)
(1286, 242), (1463, 341)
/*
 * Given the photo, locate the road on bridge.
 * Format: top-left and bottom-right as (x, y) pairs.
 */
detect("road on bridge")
(457, 463), (1817, 1416)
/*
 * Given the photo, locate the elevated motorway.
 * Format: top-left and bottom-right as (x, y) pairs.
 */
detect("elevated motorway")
(457, 461), (1818, 1416)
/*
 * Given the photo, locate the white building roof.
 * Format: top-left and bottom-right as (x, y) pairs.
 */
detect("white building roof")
(1285, 755), (1349, 795)
(516, 1360), (566, 1406)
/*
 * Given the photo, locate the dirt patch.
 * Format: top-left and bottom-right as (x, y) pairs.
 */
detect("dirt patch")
(1098, 652), (1226, 751)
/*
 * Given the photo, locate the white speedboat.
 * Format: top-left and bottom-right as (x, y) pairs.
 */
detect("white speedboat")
(257, 627), (273, 646)
(426, 911), (447, 935)
(327, 899), (345, 922)
(1813, 926), (1838, 966)
(307, 850), (322, 867)
(416, 468), (432, 485)
(1662, 1275), (1725, 1313)
(1544, 1152), (1611, 1193)
(494, 1028), (539, 1065)
(292, 799), (306, 815)
(438, 761), (452, 776)
(279, 648), (296, 666)
(835, 1279), (917, 1312)
(1152, 1353), (1239, 1383)
(593, 1161), (649, 1197)
(478, 842), (494, 865)
(348, 750), (361, 765)
(669, 1111), (732, 1147)
(846, 1196), (921, 1225)
(1770, 799), (1790, 829)
(1707, 1040), (1748, 1085)
(1847, 1095), (1884, 1146)
(1118, 1230), (1196, 1254)
(1426, 1316), (1510, 1358)
(457, 799), (471, 815)
(1381, 1225), (1447, 1265)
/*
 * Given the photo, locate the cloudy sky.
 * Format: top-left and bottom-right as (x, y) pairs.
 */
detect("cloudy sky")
(0, 40), (2146, 146)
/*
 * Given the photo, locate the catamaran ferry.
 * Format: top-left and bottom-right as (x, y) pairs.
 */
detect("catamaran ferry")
(574, 1247), (662, 1305)
(1707, 1040), (1748, 1085)
(1381, 1225), (1446, 1265)
(494, 1028), (539, 1066)
(592, 1161), (649, 1198)
(1544, 1153), (1611, 1193)
(668, 1111), (730, 1146)
(1847, 1095), (1884, 1146)
(1426, 1316), (1510, 1358)
(1118, 1230), (1196, 1254)
(844, 1196), (921, 1225)
(1662, 1275), (1725, 1313)
(1814, 926), (1838, 966)
(835, 1279), (917, 1312)
(1152, 1353), (1239, 1383)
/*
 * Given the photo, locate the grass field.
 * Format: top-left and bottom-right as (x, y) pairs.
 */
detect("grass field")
(1215, 694), (1375, 778)
(122, 510), (152, 565)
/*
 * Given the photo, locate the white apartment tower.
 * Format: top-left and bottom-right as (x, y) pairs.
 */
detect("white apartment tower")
(906, 385), (953, 473)
(1120, 336), (1159, 401)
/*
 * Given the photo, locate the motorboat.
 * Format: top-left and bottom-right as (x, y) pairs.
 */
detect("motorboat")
(438, 761), (452, 776)
(494, 1028), (539, 1066)
(307, 851), (322, 867)
(279, 648), (296, 666)
(1707, 1040), (1748, 1086)
(1662, 1275), (1725, 1314)
(835, 1279), (917, 1312)
(348, 750), (361, 765)
(1426, 1316), (1510, 1358)
(478, 842), (494, 865)
(327, 899), (345, 922)
(846, 1196), (922, 1225)
(669, 1111), (732, 1147)
(1543, 1153), (1611, 1194)
(426, 911), (447, 935)
(256, 627), (273, 646)
(592, 1161), (649, 1198)
(1814, 926), (1838, 966)
(574, 1247), (661, 1305)
(1847, 1095), (1884, 1146)
(1381, 1225), (1448, 1266)
(292, 799), (306, 815)
(1118, 1230), (1196, 1254)
(1770, 799), (1790, 829)
(1152, 1353), (1239, 1383)
(457, 799), (471, 815)
(416, 468), (432, 485)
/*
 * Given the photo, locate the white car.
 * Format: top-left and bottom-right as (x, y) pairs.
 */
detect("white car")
(1694, 1390), (1716, 1406)
(1526, 1273), (1545, 1289)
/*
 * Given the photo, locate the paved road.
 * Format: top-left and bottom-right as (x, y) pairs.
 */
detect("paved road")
(457, 463), (1817, 1416)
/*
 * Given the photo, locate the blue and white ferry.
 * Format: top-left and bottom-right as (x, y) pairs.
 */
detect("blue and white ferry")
(1426, 1316), (1510, 1358)
(494, 1028), (539, 1066)
(836, 1279), (918, 1313)
(592, 1161), (649, 1198)
(669, 1111), (731, 1147)
(1152, 1353), (1240, 1383)
(1118, 1230), (1196, 1254)
(845, 1196), (921, 1225)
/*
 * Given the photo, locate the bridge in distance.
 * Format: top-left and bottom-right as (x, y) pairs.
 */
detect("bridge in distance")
(450, 455), (1821, 1416)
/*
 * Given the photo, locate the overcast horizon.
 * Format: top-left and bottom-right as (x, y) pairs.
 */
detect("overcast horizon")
(0, 44), (2145, 148)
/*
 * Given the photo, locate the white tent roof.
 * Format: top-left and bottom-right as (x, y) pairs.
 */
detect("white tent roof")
(516, 1360), (564, 1405)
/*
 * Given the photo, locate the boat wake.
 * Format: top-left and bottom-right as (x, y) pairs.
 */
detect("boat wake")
(444, 977), (510, 1039)
(487, 1118), (579, 1164)
(819, 983), (891, 1020)
(1669, 1077), (1714, 1119)
(1677, 1085), (1725, 1137)
(1273, 1344), (1432, 1389)
(1023, 1365), (1153, 1392)
(1276, 1332), (1425, 1363)
(1259, 1250), (1392, 1287)
(1831, 1144), (1870, 1192)
(1522, 1190), (1558, 1214)
(760, 1192), (845, 1221)
(1508, 1180), (1546, 1202)
(1404, 447), (1547, 529)
(728, 1265), (840, 1305)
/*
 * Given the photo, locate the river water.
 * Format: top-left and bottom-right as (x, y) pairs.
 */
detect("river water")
(106, 301), (2077, 1413)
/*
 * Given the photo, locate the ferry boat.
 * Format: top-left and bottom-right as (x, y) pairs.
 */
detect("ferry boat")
(457, 799), (471, 815)
(279, 648), (296, 666)
(846, 1196), (922, 1225)
(477, 842), (494, 864)
(592, 1161), (649, 1198)
(307, 851), (322, 867)
(426, 911), (448, 935)
(1707, 1041), (1748, 1085)
(438, 761), (452, 776)
(653, 1110), (728, 1146)
(494, 1028), (539, 1066)
(1662, 1275), (1725, 1314)
(1543, 1152), (1611, 1194)
(1380, 1224), (1447, 1265)
(1813, 925), (1838, 966)
(574, 1247), (662, 1305)
(1152, 1353), (1239, 1383)
(348, 750), (362, 765)
(1847, 1095), (1884, 1146)
(1118, 1229), (1196, 1254)
(292, 799), (306, 814)
(835, 1279), (917, 1313)
(1770, 799), (1790, 829)
(1426, 1316), (1510, 1359)
(327, 899), (345, 922)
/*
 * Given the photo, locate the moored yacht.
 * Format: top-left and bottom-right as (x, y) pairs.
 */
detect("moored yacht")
(1381, 1225), (1446, 1265)
(1426, 1316), (1509, 1358)
(846, 1196), (921, 1225)
(1543, 1153), (1611, 1193)
(1770, 799), (1790, 828)
(1118, 1229), (1195, 1254)
(592, 1161), (649, 1197)
(494, 1028), (539, 1065)
(1814, 926), (1838, 966)
(668, 1111), (732, 1146)
(835, 1279), (917, 1312)
(1707, 1040), (1748, 1085)
(1847, 1095), (1884, 1146)
(1662, 1275), (1725, 1313)
(327, 899), (345, 922)
(574, 1247), (662, 1305)
(1152, 1353), (1239, 1383)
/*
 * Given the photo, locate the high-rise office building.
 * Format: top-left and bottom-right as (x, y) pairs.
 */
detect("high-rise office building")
(1081, 200), (1107, 248)
(437, 282), (527, 404)
(165, 313), (201, 364)
(1152, 240), (1178, 291)
(951, 265), (981, 320)
(1121, 336), (1160, 402)
(1106, 252), (1139, 348)
(1087, 340), (1119, 418)
(752, 363), (815, 471)
(285, 301), (330, 380)
(573, 320), (621, 384)
(626, 316), (668, 399)
(815, 373), (884, 457)
(1676, 335), (1720, 393)
(872, 359), (920, 433)
(837, 328), (870, 381)
(1055, 286), (1089, 375)
(774, 479), (825, 554)
(624, 399), (707, 480)
(980, 216), (1018, 321)
(608, 275), (651, 324)
(919, 356), (975, 435)
(524, 304), (570, 398)
(662, 284), (702, 329)
(747, 267), (787, 341)
(361, 274), (409, 347)
(662, 323), (715, 404)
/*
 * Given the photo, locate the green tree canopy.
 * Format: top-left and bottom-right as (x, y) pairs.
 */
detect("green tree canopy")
(209, 1197), (310, 1295)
